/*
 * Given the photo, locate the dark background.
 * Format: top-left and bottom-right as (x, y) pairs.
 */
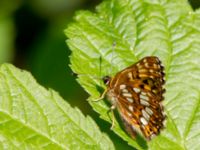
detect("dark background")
(0, 0), (199, 149)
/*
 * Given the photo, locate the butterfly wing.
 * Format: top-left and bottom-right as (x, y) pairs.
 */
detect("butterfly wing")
(109, 56), (165, 140)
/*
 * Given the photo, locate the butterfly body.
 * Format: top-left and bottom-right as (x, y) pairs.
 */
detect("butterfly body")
(103, 56), (166, 140)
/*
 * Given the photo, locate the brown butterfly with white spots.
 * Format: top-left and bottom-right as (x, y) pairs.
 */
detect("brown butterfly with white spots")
(98, 56), (166, 140)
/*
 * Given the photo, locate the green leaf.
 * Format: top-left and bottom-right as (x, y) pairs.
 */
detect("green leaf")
(0, 64), (114, 150)
(66, 0), (200, 149)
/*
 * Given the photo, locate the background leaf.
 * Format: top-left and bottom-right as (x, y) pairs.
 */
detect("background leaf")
(66, 0), (200, 149)
(0, 64), (114, 150)
(0, 17), (14, 64)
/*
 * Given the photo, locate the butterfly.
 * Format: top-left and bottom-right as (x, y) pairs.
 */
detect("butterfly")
(98, 56), (166, 140)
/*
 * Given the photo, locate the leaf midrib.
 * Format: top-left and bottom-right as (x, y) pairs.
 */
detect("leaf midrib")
(0, 110), (67, 150)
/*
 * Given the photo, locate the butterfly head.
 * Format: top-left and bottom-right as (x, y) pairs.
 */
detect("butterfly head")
(102, 76), (111, 85)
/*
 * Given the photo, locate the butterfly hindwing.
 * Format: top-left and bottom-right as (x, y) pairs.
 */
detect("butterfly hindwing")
(106, 56), (165, 140)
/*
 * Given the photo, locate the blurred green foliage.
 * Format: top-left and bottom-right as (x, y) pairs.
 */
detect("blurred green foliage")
(0, 0), (199, 149)
(0, 17), (14, 63)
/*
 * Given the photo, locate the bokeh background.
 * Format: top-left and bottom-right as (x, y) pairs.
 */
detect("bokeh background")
(0, 0), (199, 149)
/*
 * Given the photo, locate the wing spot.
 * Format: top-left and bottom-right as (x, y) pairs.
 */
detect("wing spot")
(150, 75), (154, 78)
(123, 93), (132, 98)
(140, 99), (150, 106)
(133, 87), (141, 93)
(156, 57), (160, 63)
(120, 84), (126, 90)
(127, 112), (132, 117)
(139, 69), (147, 73)
(128, 72), (133, 79)
(142, 125), (145, 129)
(122, 89), (128, 93)
(153, 64), (157, 68)
(152, 89), (158, 94)
(145, 107), (153, 115)
(141, 92), (147, 96)
(126, 97), (134, 103)
(139, 94), (149, 101)
(163, 77), (166, 81)
(145, 63), (149, 68)
(147, 92), (152, 97)
(149, 69), (154, 73)
(137, 63), (143, 69)
(139, 74), (148, 78)
(128, 106), (134, 112)
(142, 109), (150, 121)
(140, 117), (148, 125)
(154, 63), (160, 69)
(144, 85), (151, 91)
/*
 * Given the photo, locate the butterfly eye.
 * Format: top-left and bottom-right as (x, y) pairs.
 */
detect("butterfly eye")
(102, 76), (111, 85)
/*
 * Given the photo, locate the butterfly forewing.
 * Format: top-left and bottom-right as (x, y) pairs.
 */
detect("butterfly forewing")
(106, 56), (165, 140)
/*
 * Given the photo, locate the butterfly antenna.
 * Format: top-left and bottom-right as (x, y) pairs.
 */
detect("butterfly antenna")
(110, 41), (116, 75)
(71, 72), (101, 80)
(99, 56), (103, 86)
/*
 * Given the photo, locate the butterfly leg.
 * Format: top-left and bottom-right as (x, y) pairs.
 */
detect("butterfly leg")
(92, 89), (108, 102)
(107, 105), (116, 129)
